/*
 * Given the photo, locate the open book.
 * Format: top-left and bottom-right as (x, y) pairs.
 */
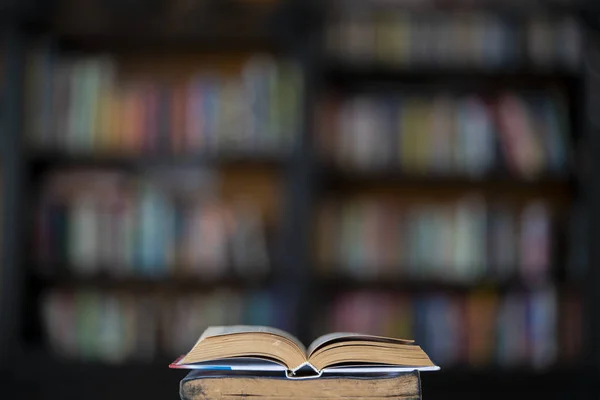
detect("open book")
(170, 326), (439, 378)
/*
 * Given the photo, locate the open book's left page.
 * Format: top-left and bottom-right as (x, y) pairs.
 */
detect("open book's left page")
(179, 326), (309, 371)
(200, 326), (307, 355)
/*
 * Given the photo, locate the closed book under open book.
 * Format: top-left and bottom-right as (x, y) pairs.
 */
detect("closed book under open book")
(180, 370), (423, 400)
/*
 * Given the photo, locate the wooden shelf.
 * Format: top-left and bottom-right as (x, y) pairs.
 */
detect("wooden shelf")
(321, 165), (573, 192)
(324, 1), (584, 15)
(323, 166), (572, 186)
(28, 151), (288, 170)
(49, 0), (286, 53)
(322, 61), (581, 88)
(33, 272), (272, 292)
(316, 274), (557, 293)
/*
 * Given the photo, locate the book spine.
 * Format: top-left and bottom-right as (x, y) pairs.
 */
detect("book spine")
(323, 288), (571, 368)
(185, 78), (204, 153)
(331, 11), (579, 69)
(322, 91), (567, 178)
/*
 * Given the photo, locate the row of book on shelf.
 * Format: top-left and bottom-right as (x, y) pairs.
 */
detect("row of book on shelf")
(42, 287), (581, 367)
(42, 289), (285, 363)
(36, 170), (574, 282)
(26, 44), (302, 155)
(317, 197), (554, 283)
(321, 288), (582, 368)
(35, 170), (270, 278)
(318, 92), (569, 178)
(326, 10), (581, 69)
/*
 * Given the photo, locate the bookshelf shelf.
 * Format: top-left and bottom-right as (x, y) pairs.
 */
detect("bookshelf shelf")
(54, 32), (280, 54)
(28, 152), (288, 171)
(322, 1), (585, 16)
(322, 62), (581, 88)
(316, 275), (558, 293)
(33, 273), (272, 292)
(321, 166), (573, 191)
(48, 0), (287, 53)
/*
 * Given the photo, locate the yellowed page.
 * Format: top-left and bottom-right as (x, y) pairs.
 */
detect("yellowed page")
(200, 325), (306, 354)
(307, 332), (414, 356)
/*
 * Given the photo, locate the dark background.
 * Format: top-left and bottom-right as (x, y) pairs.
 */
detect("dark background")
(1, 0), (600, 399)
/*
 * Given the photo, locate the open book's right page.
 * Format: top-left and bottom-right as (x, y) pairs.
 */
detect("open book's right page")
(307, 332), (415, 356)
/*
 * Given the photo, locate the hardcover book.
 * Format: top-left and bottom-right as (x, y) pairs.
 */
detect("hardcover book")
(170, 326), (439, 379)
(180, 369), (422, 400)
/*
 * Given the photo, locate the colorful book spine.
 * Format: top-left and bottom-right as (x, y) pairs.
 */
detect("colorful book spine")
(319, 197), (553, 283)
(323, 288), (580, 369)
(36, 170), (271, 278)
(327, 10), (581, 70)
(42, 289), (283, 363)
(319, 92), (569, 178)
(25, 48), (302, 157)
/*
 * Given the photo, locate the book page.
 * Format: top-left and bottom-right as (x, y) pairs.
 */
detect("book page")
(201, 325), (307, 354)
(307, 332), (415, 356)
(180, 325), (308, 370)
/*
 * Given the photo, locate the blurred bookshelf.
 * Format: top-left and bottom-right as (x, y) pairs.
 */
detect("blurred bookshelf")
(0, 0), (598, 400)
(313, 1), (592, 399)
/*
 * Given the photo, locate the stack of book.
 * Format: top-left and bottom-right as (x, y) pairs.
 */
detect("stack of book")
(42, 289), (283, 363)
(180, 370), (423, 400)
(326, 8), (581, 70)
(317, 197), (552, 283)
(35, 169), (270, 278)
(26, 46), (303, 156)
(321, 289), (582, 369)
(318, 93), (569, 177)
(173, 326), (438, 400)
